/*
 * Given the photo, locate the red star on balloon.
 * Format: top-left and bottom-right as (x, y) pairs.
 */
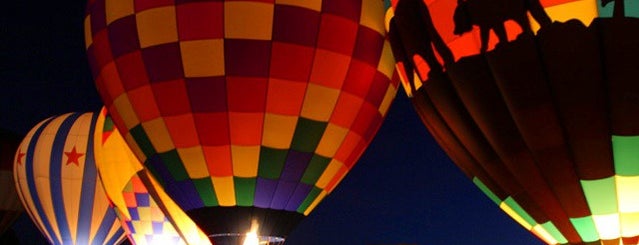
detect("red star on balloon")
(16, 148), (25, 165)
(64, 146), (84, 166)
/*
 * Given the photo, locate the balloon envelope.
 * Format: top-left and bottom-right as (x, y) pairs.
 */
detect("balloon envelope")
(94, 109), (211, 245)
(387, 0), (639, 244)
(13, 112), (125, 245)
(85, 0), (398, 240)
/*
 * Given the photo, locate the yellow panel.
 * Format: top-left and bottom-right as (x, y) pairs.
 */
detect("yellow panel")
(616, 175), (639, 213)
(360, 0), (386, 35)
(180, 39), (225, 77)
(384, 8), (394, 33)
(592, 213), (621, 240)
(531, 0), (598, 32)
(275, 0), (321, 11)
(531, 224), (558, 245)
(84, 17), (92, 49)
(105, 0), (134, 24)
(262, 114), (298, 149)
(224, 2), (274, 40)
(303, 190), (327, 216)
(620, 212), (639, 238)
(315, 159), (344, 189)
(378, 84), (397, 115)
(177, 146), (209, 179)
(231, 145), (259, 177)
(212, 176), (237, 206)
(112, 94), (141, 130)
(315, 123), (348, 158)
(499, 202), (533, 230)
(377, 41), (396, 80)
(141, 118), (175, 153)
(300, 83), (340, 121)
(136, 6), (178, 48)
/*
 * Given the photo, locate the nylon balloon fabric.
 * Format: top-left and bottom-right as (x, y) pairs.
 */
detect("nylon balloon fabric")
(13, 112), (125, 245)
(386, 0), (639, 244)
(84, 0), (398, 239)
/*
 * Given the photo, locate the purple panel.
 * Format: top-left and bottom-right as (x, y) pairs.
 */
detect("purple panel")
(152, 221), (163, 233)
(353, 27), (383, 66)
(322, 0), (362, 21)
(269, 181), (297, 210)
(272, 5), (320, 46)
(147, 155), (203, 210)
(254, 178), (278, 208)
(279, 150), (312, 182)
(224, 39), (271, 77)
(141, 42), (184, 82)
(108, 15), (140, 57)
(89, 0), (107, 32)
(284, 183), (312, 211)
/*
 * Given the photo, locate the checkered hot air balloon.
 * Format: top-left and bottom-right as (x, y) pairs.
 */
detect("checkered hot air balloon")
(94, 109), (211, 245)
(84, 0), (398, 243)
(13, 112), (125, 245)
(0, 130), (22, 236)
(386, 0), (639, 244)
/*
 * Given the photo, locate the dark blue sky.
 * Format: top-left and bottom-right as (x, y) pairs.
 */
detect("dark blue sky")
(0, 0), (543, 244)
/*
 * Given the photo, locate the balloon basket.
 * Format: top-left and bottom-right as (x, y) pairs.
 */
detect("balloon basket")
(208, 233), (285, 245)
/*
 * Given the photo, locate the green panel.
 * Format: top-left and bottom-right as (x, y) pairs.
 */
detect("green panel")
(629, 0), (639, 17)
(129, 124), (157, 157)
(290, 118), (327, 153)
(612, 135), (639, 175)
(234, 177), (256, 207)
(570, 216), (600, 242)
(160, 150), (189, 181)
(258, 147), (287, 179)
(598, 1), (639, 19)
(597, 0), (613, 17)
(472, 177), (501, 205)
(504, 197), (537, 227)
(123, 180), (133, 192)
(300, 155), (331, 185)
(104, 116), (115, 132)
(193, 178), (218, 207)
(581, 177), (618, 215)
(297, 187), (322, 214)
(541, 221), (568, 244)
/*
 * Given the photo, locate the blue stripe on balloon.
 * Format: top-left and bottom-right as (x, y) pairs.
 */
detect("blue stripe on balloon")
(24, 117), (58, 244)
(77, 112), (98, 245)
(104, 225), (124, 245)
(49, 113), (82, 244)
(93, 207), (120, 245)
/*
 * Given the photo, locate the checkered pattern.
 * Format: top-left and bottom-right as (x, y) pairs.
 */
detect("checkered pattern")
(86, 0), (397, 216)
(117, 176), (185, 245)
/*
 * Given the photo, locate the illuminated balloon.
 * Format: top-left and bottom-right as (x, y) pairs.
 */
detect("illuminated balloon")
(84, 0), (398, 242)
(13, 113), (125, 244)
(94, 109), (211, 245)
(387, 0), (639, 244)
(0, 130), (22, 236)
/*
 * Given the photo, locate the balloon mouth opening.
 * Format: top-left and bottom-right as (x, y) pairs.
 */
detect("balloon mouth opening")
(208, 233), (285, 245)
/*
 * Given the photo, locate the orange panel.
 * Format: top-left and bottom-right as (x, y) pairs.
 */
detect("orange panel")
(203, 145), (233, 177)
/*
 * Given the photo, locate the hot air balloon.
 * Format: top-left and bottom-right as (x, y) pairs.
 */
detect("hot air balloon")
(386, 0), (639, 244)
(0, 129), (23, 236)
(13, 112), (125, 244)
(94, 108), (211, 245)
(84, 0), (398, 243)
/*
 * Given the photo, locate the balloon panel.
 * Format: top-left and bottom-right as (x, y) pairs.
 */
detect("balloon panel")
(13, 113), (124, 245)
(95, 109), (211, 245)
(85, 0), (397, 226)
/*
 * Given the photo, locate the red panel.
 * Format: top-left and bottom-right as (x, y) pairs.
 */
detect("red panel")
(224, 39), (272, 77)
(100, 62), (125, 98)
(152, 79), (192, 116)
(269, 42), (315, 82)
(316, 14), (358, 56)
(350, 103), (378, 137)
(352, 27), (384, 66)
(92, 29), (114, 71)
(229, 112), (264, 145)
(176, 2), (223, 40)
(342, 60), (376, 98)
(134, 0), (175, 12)
(116, 51), (150, 91)
(226, 77), (268, 113)
(128, 85), (161, 122)
(164, 114), (200, 148)
(185, 77), (227, 113)
(265, 79), (307, 116)
(365, 72), (391, 108)
(321, 0), (361, 21)
(333, 131), (360, 163)
(330, 93), (364, 128)
(193, 113), (230, 146)
(272, 5), (321, 46)
(204, 145), (233, 177)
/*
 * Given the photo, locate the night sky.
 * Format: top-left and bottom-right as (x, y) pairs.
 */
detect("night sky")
(0, 0), (543, 244)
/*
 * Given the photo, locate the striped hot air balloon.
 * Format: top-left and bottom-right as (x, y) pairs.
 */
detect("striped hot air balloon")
(94, 109), (211, 245)
(13, 112), (125, 245)
(84, 0), (398, 243)
(386, 0), (639, 244)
